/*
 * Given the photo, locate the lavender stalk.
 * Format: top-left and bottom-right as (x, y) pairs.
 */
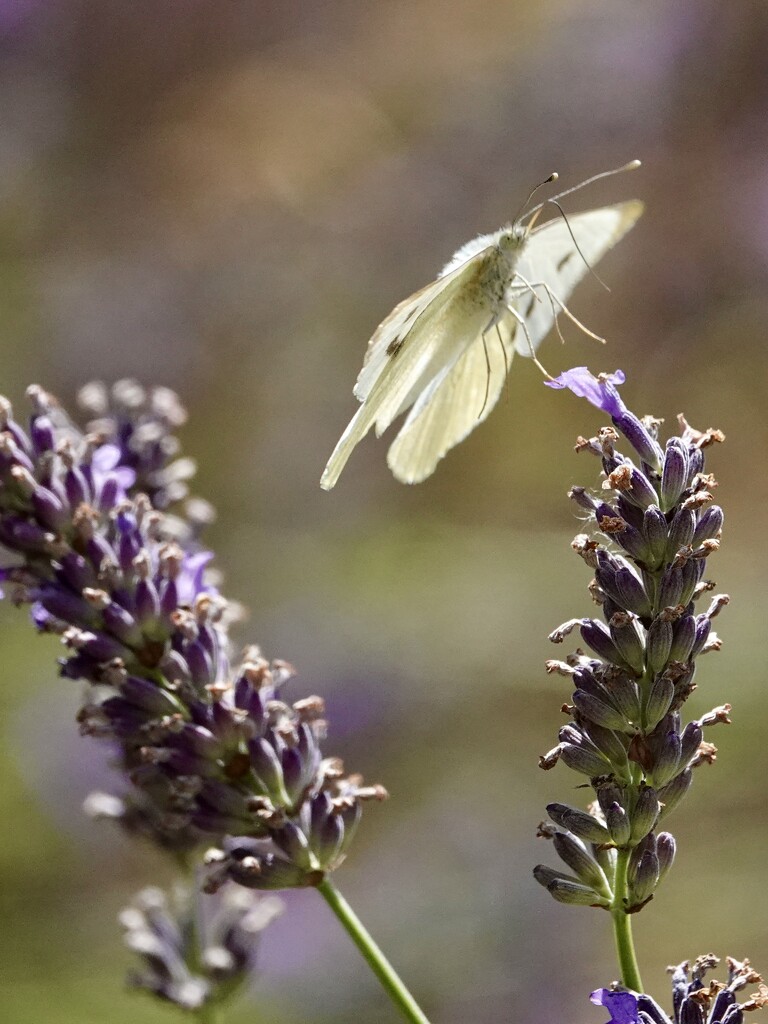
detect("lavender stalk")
(0, 381), (428, 1023)
(534, 367), (766, 1023)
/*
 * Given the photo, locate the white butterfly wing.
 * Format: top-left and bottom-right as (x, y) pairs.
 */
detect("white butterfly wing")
(511, 200), (643, 357)
(320, 248), (497, 490)
(386, 313), (516, 484)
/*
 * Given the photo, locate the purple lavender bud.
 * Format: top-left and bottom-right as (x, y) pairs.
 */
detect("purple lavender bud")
(629, 785), (660, 843)
(642, 506), (669, 568)
(636, 994), (671, 1024)
(68, 628), (130, 662)
(614, 567), (653, 617)
(569, 486), (599, 513)
(650, 730), (681, 788)
(660, 438), (689, 511)
(533, 867), (606, 907)
(63, 465), (90, 508)
(572, 690), (628, 732)
(120, 676), (184, 716)
(666, 508), (696, 559)
(97, 474), (120, 511)
(609, 614), (645, 675)
(182, 640), (214, 689)
(116, 516), (143, 572)
(646, 619), (673, 676)
(614, 522), (653, 564)
(692, 505), (723, 545)
(629, 843), (659, 904)
(613, 495), (644, 534)
(656, 832), (676, 879)
(173, 724), (221, 762)
(29, 484), (69, 532)
(604, 674), (642, 723)
(644, 674), (675, 731)
(311, 804), (345, 865)
(691, 614), (712, 657)
(582, 723), (630, 769)
(623, 466), (660, 510)
(560, 743), (612, 778)
(552, 832), (609, 893)
(101, 601), (144, 647)
(545, 803), (611, 844)
(0, 515), (51, 552)
(134, 577), (161, 625)
(657, 768), (692, 819)
(580, 620), (626, 669)
(272, 821), (314, 871)
(29, 415), (56, 454)
(679, 722), (703, 767)
(36, 583), (97, 628)
(280, 746), (306, 804)
(710, 991), (737, 1023)
(658, 567), (684, 609)
(248, 737), (287, 802)
(679, 557), (704, 607)
(669, 614), (696, 662)
(614, 410), (664, 470)
(226, 852), (318, 891)
(605, 801), (631, 846)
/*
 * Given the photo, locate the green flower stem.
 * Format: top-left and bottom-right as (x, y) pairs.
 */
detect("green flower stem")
(317, 877), (431, 1024)
(190, 867), (221, 1024)
(611, 848), (643, 992)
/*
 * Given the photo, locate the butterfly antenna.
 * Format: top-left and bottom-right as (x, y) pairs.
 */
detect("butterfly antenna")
(547, 198), (610, 291)
(523, 159), (641, 220)
(513, 172), (558, 226)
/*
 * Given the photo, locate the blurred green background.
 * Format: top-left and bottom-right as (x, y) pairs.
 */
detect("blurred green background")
(1, 2), (767, 1022)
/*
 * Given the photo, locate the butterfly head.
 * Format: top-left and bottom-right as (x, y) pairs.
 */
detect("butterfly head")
(497, 221), (529, 254)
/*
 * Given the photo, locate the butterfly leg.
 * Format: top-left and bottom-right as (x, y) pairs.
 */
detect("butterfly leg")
(512, 273), (568, 347)
(522, 277), (606, 344)
(504, 303), (552, 378)
(479, 333), (492, 417)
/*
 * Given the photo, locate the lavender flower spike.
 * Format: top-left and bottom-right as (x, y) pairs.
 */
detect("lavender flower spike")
(535, 371), (734, 996)
(592, 957), (767, 1024)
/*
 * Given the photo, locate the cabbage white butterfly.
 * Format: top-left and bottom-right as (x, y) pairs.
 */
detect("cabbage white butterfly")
(320, 162), (643, 489)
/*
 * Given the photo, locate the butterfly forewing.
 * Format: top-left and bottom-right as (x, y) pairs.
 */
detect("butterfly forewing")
(320, 248), (496, 490)
(511, 200), (643, 357)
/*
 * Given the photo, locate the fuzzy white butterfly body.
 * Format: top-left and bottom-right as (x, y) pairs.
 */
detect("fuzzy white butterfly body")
(320, 177), (643, 489)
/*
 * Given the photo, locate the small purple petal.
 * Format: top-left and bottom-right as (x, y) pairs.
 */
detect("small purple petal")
(590, 988), (640, 1024)
(91, 445), (136, 503)
(90, 443), (122, 474)
(546, 367), (627, 418)
(176, 550), (215, 605)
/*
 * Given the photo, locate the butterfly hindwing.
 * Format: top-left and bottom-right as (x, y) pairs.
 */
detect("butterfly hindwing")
(386, 313), (516, 483)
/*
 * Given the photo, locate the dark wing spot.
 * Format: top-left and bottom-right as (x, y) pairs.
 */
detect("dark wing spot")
(523, 294), (537, 319)
(556, 251), (575, 272)
(386, 337), (404, 356)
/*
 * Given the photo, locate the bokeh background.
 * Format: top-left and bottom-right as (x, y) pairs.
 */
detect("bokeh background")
(1, 2), (767, 1022)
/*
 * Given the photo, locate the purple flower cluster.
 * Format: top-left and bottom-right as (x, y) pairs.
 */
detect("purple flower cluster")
(120, 884), (283, 1010)
(534, 369), (728, 911)
(592, 956), (767, 1024)
(0, 383), (385, 881)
